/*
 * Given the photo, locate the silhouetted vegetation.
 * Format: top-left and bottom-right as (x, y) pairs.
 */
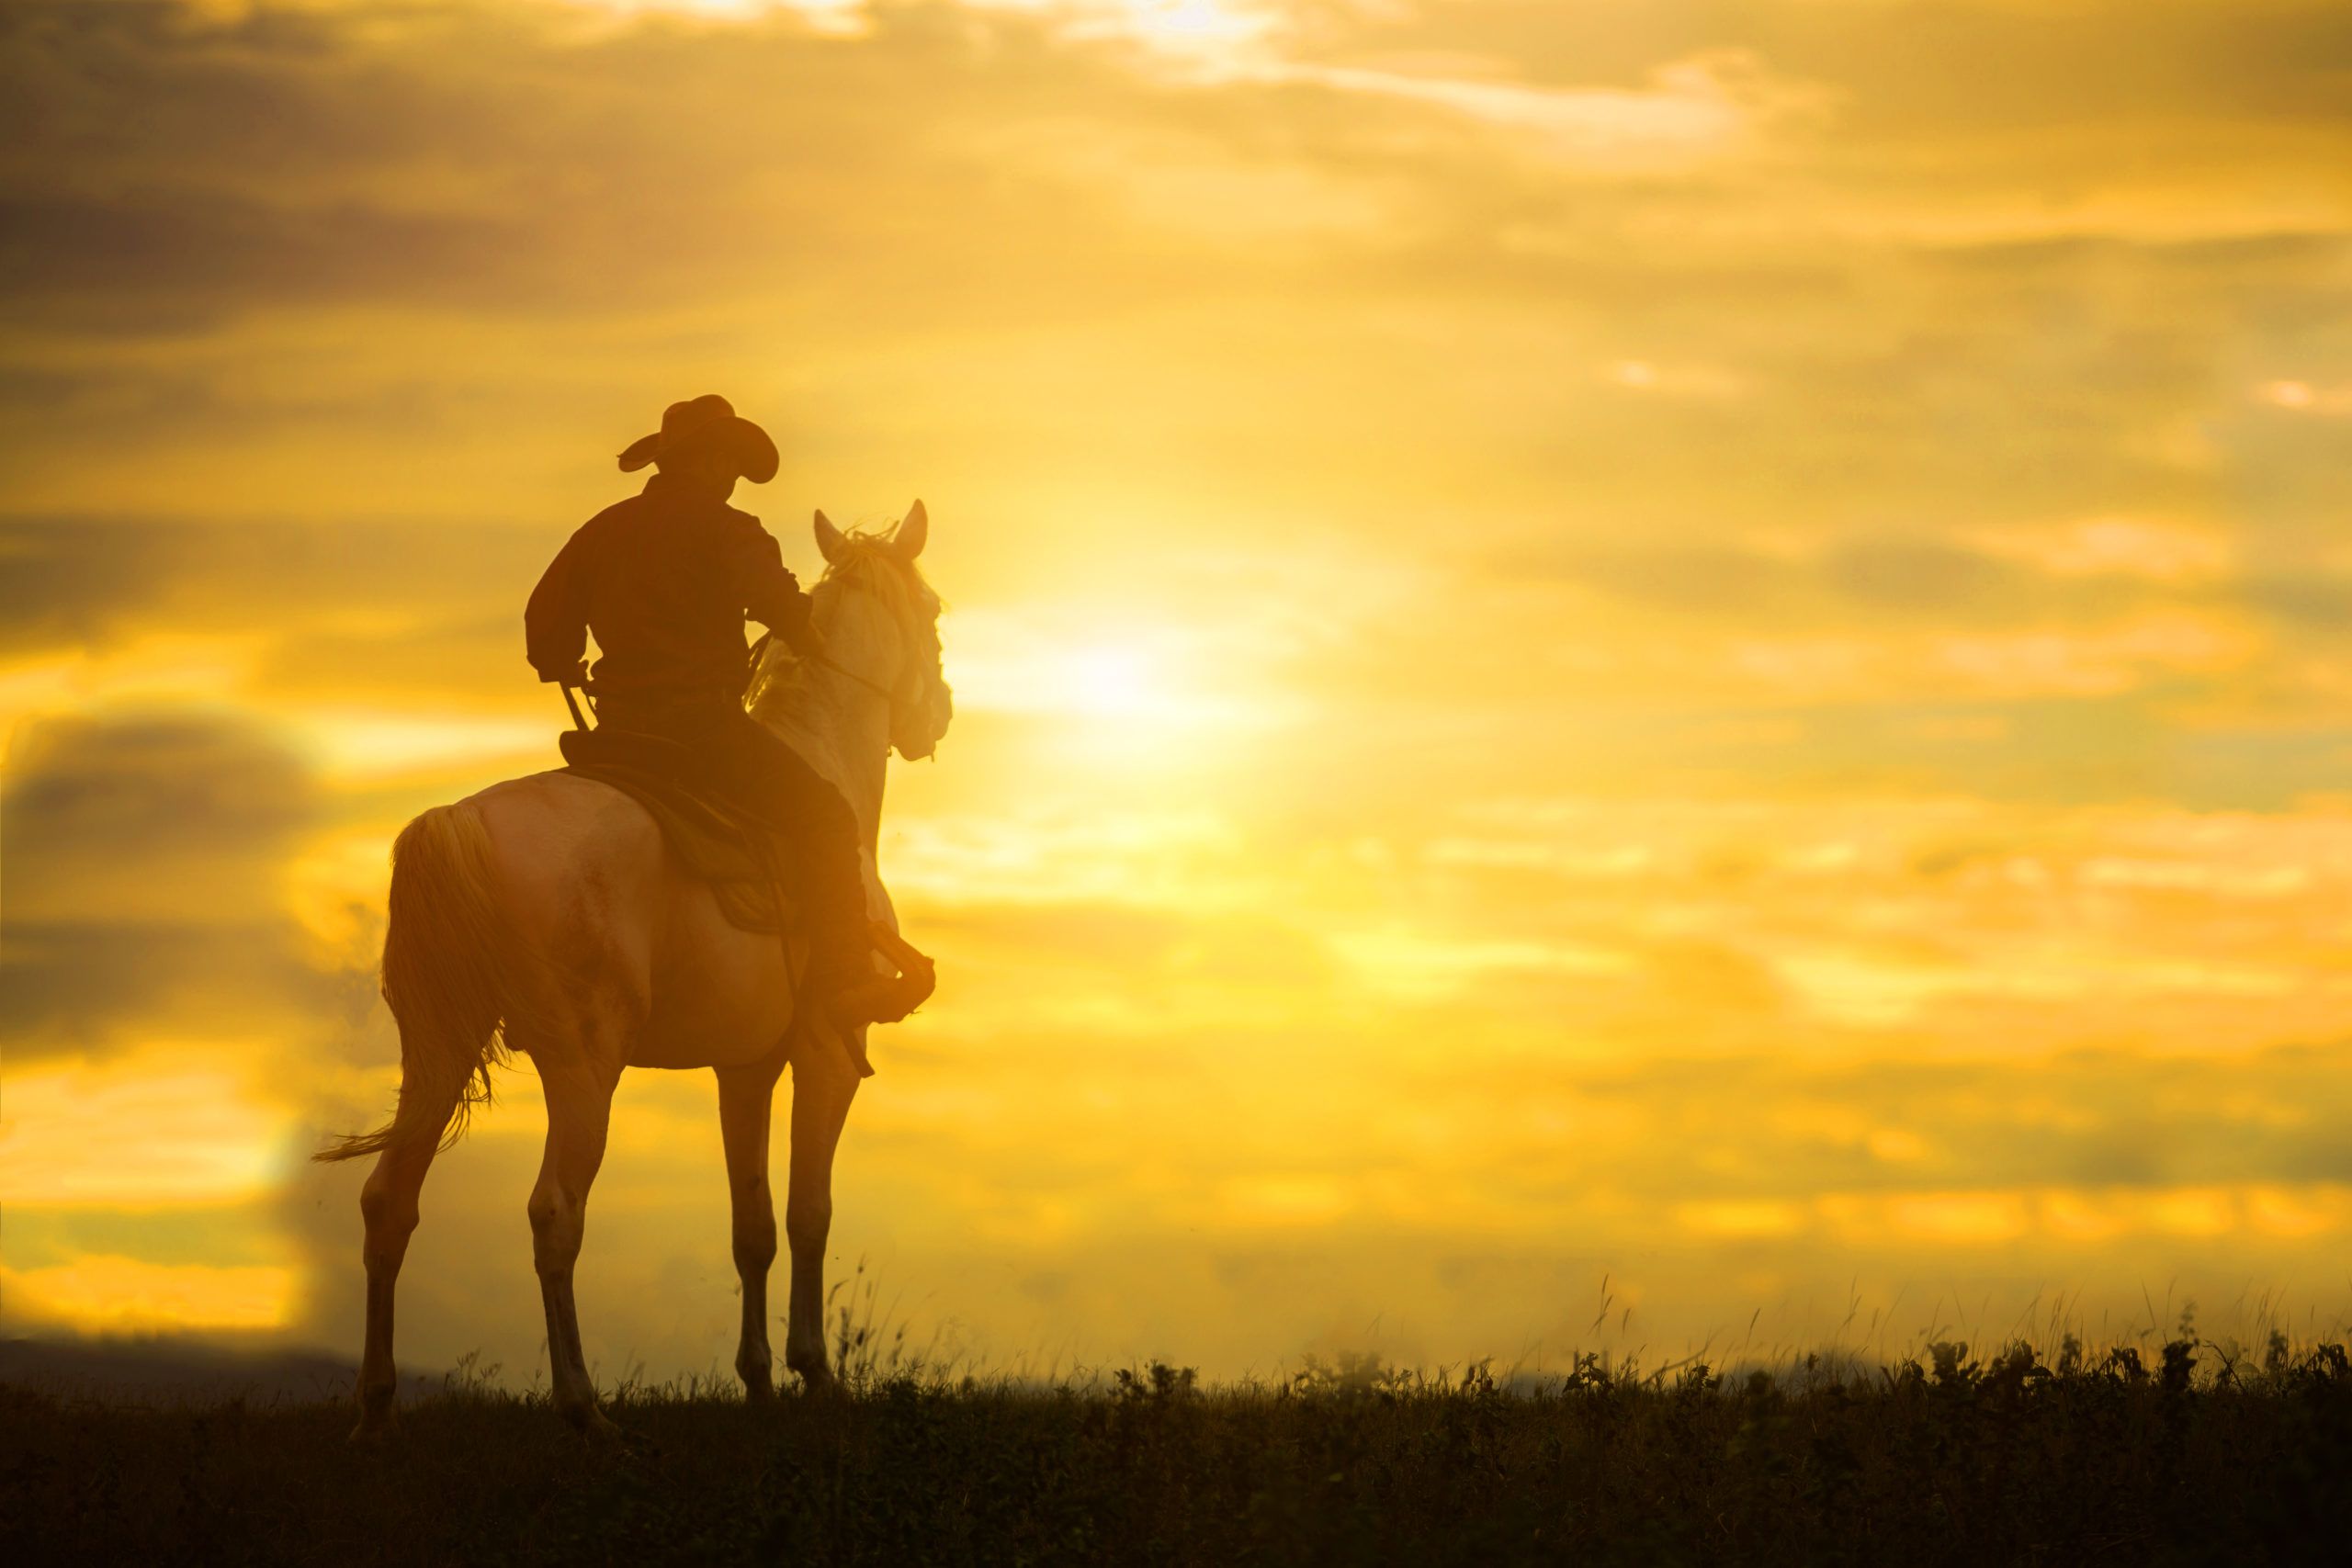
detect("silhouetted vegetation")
(6, 1332), (2349, 1565)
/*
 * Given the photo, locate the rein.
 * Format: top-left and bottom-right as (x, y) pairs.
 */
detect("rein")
(744, 629), (899, 702)
(816, 647), (899, 701)
(564, 627), (891, 734)
(561, 555), (922, 731)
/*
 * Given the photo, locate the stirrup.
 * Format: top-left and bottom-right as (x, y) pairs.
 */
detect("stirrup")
(834, 924), (937, 1028)
(796, 924), (934, 1079)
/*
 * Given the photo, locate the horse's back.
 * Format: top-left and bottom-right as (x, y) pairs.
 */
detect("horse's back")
(467, 769), (796, 1072)
(471, 771), (667, 939)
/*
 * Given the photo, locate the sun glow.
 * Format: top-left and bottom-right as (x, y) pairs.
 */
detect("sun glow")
(0, 1258), (298, 1334)
(288, 709), (552, 783)
(947, 612), (1269, 736)
(0, 1055), (295, 1207)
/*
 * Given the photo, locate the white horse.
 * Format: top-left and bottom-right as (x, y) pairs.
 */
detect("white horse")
(317, 505), (952, 1438)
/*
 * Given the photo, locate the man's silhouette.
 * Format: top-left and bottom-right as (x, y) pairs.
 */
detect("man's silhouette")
(524, 395), (879, 1053)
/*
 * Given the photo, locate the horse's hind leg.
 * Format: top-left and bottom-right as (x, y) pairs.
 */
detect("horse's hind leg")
(527, 1057), (621, 1436)
(717, 1052), (788, 1401)
(783, 1040), (861, 1389)
(353, 1137), (436, 1438)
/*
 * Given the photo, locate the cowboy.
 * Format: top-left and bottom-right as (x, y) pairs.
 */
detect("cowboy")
(523, 394), (883, 1055)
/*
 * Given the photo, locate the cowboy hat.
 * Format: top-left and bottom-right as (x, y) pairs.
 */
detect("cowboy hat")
(616, 394), (779, 484)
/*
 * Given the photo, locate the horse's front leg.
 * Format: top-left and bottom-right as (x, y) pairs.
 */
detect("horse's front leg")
(528, 1055), (621, 1436)
(783, 1035), (861, 1389)
(716, 1052), (788, 1401)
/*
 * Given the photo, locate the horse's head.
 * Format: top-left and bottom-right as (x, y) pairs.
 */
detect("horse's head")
(752, 500), (953, 761)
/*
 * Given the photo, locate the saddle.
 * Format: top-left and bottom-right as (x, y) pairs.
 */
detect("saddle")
(554, 708), (939, 1060)
(559, 726), (797, 935)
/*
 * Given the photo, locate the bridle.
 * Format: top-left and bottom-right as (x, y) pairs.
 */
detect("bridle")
(734, 629), (893, 700)
(814, 645), (898, 701)
(757, 560), (931, 705)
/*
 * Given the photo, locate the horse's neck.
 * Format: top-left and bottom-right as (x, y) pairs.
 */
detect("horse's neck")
(770, 679), (890, 853)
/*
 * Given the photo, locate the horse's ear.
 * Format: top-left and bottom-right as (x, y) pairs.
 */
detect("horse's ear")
(889, 500), (928, 562)
(814, 510), (851, 565)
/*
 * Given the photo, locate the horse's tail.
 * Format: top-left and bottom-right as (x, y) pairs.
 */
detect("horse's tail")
(314, 801), (514, 1164)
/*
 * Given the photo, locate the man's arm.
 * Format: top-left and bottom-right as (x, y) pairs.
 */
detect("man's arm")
(525, 528), (592, 683)
(730, 519), (821, 654)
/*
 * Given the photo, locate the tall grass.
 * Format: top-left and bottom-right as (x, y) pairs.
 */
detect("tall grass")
(4, 1326), (2347, 1565)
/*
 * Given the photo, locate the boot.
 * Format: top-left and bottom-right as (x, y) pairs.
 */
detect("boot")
(795, 922), (935, 1080)
(828, 920), (936, 1031)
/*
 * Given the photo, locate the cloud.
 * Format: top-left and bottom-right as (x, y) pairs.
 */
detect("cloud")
(1278, 49), (1824, 171)
(2, 713), (313, 921)
(6, 0), (2349, 558)
(0, 922), (366, 1059)
(0, 517), (553, 692)
(6, 0), (1494, 327)
(0, 519), (183, 656)
(0, 713), (372, 1057)
(1967, 517), (2233, 582)
(1515, 536), (2148, 626)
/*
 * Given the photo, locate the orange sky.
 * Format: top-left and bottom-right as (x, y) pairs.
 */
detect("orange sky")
(6, 0), (2352, 1378)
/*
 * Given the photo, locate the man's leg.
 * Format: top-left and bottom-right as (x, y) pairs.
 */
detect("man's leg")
(718, 716), (865, 971)
(712, 714), (927, 1037)
(598, 695), (885, 1026)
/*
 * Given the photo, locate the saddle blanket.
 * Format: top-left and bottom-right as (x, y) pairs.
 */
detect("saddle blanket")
(558, 726), (800, 936)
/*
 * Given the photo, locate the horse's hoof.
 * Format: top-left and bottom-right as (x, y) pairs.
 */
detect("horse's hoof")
(562, 1404), (624, 1442)
(349, 1393), (396, 1443)
(741, 1374), (779, 1404)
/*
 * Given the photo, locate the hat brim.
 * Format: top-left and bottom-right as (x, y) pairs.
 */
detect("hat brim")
(616, 417), (779, 484)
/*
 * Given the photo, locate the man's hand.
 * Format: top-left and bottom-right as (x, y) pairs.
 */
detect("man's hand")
(785, 617), (828, 661)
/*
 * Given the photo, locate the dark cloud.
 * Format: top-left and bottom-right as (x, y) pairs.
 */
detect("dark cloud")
(2, 713), (312, 916)
(0, 712), (376, 1058)
(0, 516), (552, 677)
(1537, 546), (1807, 617)
(1824, 541), (2018, 614)
(1544, 1041), (2352, 1198)
(1, 0), (2347, 556)
(0, 0), (1178, 327)
(1514, 536), (2134, 626)
(2240, 577), (2352, 627)
(0, 516), (180, 653)
(1406, 0), (2352, 152)
(5, 0), (2340, 322)
(0, 920), (368, 1059)
(0, 190), (515, 321)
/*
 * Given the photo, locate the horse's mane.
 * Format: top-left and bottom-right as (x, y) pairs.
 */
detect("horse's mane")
(820, 516), (943, 615)
(747, 515), (948, 748)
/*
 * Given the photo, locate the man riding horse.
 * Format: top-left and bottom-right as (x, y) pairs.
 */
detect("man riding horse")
(523, 394), (923, 1064)
(322, 397), (948, 1435)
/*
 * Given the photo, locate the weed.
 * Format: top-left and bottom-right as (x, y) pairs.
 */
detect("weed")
(4, 1337), (2349, 1564)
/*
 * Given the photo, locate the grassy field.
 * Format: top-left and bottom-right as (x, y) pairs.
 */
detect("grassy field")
(6, 1334), (2350, 1566)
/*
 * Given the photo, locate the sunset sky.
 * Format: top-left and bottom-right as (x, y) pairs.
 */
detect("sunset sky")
(6, 0), (2352, 1382)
